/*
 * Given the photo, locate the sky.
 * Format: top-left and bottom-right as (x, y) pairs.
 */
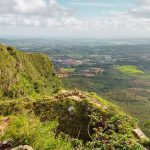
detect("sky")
(0, 0), (150, 38)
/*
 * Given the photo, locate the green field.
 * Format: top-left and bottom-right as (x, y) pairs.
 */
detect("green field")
(63, 68), (75, 73)
(116, 65), (144, 75)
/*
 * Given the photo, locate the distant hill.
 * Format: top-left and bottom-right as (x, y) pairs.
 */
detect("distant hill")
(0, 45), (61, 99)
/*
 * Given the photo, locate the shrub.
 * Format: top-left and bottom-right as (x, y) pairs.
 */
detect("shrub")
(0, 114), (72, 150)
(7, 47), (16, 56)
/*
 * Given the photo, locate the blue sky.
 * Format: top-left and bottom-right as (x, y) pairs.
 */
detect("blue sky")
(0, 0), (150, 38)
(59, 0), (135, 17)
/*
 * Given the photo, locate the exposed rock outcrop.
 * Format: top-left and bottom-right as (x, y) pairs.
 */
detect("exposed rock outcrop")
(11, 145), (33, 150)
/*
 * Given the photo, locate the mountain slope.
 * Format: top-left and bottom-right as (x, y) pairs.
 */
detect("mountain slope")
(0, 90), (149, 149)
(0, 45), (61, 99)
(0, 45), (149, 149)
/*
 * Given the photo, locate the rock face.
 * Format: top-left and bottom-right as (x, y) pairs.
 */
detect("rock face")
(11, 145), (33, 150)
(68, 106), (75, 115)
(0, 44), (61, 99)
(0, 117), (10, 134)
(133, 128), (149, 140)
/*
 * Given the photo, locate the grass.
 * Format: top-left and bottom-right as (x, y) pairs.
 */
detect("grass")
(102, 89), (150, 138)
(0, 114), (73, 150)
(116, 65), (144, 75)
(0, 45), (149, 149)
(0, 45), (62, 99)
(0, 90), (149, 149)
(63, 68), (76, 73)
(63, 67), (150, 141)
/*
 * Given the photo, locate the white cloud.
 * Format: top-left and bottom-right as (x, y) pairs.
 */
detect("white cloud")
(0, 0), (70, 17)
(137, 0), (150, 6)
(127, 0), (150, 18)
(0, 0), (150, 38)
(14, 0), (46, 14)
(128, 7), (150, 18)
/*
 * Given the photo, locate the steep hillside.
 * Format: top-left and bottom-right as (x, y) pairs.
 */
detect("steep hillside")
(0, 45), (149, 150)
(0, 45), (61, 99)
(0, 90), (149, 149)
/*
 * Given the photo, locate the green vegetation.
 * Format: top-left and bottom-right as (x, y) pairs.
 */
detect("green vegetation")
(63, 68), (75, 73)
(116, 65), (144, 75)
(0, 45), (149, 149)
(0, 114), (72, 150)
(0, 90), (149, 149)
(0, 45), (61, 99)
(63, 66), (150, 139)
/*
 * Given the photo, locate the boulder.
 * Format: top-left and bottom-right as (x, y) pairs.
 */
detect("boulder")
(68, 106), (75, 115)
(133, 128), (148, 140)
(11, 145), (33, 150)
(0, 139), (13, 150)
